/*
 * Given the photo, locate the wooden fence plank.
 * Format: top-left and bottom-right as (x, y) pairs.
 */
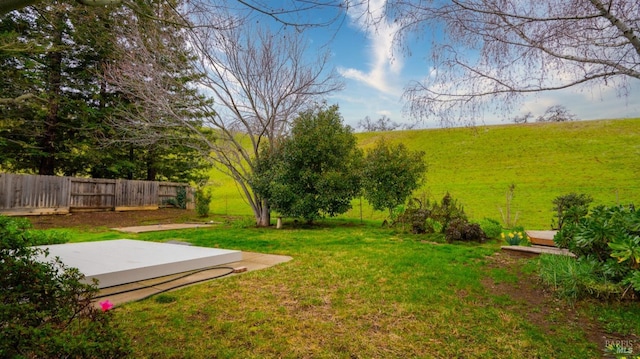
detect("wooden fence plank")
(0, 173), (191, 215)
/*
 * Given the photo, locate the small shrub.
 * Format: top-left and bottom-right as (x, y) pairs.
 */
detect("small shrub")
(0, 216), (131, 358)
(195, 188), (212, 217)
(538, 254), (620, 300)
(445, 218), (486, 243)
(478, 218), (502, 239)
(426, 218), (443, 234)
(551, 192), (593, 229)
(430, 192), (467, 232)
(165, 186), (189, 209)
(176, 186), (188, 209)
(550, 203), (640, 299)
(394, 198), (429, 234)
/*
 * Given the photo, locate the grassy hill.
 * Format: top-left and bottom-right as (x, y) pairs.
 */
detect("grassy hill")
(208, 118), (640, 229)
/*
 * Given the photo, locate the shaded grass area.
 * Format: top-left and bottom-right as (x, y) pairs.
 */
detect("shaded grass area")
(71, 221), (620, 358)
(207, 119), (640, 229)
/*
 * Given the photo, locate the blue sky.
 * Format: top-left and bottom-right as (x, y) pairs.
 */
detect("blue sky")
(296, 4), (640, 130)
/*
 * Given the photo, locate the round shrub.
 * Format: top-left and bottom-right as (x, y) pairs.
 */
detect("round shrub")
(478, 218), (502, 239)
(0, 216), (131, 358)
(445, 218), (487, 243)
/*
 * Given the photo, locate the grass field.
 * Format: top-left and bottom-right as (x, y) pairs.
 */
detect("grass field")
(74, 221), (637, 358)
(207, 119), (640, 229)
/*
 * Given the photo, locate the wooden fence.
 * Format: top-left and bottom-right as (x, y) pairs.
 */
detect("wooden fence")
(0, 173), (194, 215)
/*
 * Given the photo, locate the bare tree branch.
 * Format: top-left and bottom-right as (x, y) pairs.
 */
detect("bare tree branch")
(106, 4), (343, 226)
(382, 0), (640, 125)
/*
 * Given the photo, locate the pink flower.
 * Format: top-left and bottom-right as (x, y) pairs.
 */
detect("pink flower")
(99, 300), (114, 312)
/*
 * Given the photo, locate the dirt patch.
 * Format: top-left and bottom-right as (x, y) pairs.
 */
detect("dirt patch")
(27, 208), (199, 230)
(481, 250), (628, 355)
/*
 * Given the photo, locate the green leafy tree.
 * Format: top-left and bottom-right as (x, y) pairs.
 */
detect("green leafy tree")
(254, 105), (362, 224)
(0, 215), (130, 357)
(362, 138), (426, 217)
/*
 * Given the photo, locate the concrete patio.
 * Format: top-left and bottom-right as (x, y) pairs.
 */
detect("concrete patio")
(36, 238), (292, 306)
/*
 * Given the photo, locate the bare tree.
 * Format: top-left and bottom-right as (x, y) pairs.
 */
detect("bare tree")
(536, 105), (577, 122)
(380, 0), (640, 125)
(357, 114), (402, 132)
(189, 24), (343, 226)
(512, 112), (533, 124)
(106, 5), (343, 226)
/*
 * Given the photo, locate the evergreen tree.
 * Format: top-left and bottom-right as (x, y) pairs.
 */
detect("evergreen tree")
(362, 138), (427, 217)
(253, 105), (362, 224)
(0, 0), (209, 182)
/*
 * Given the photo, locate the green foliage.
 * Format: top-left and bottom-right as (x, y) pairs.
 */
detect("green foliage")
(502, 231), (526, 245)
(626, 271), (640, 292)
(429, 192), (468, 231)
(609, 235), (640, 268)
(538, 254), (620, 300)
(0, 216), (130, 358)
(426, 217), (444, 234)
(0, 1), (208, 182)
(165, 186), (189, 209)
(361, 138), (426, 216)
(394, 193), (476, 241)
(195, 188), (212, 217)
(478, 218), (502, 239)
(389, 204), (406, 225)
(253, 105), (362, 223)
(176, 186), (188, 209)
(550, 204), (640, 299)
(228, 216), (258, 229)
(393, 197), (430, 233)
(552, 192), (593, 229)
(210, 119), (640, 228)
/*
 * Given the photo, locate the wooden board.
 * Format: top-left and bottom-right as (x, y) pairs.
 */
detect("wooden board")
(526, 230), (558, 247)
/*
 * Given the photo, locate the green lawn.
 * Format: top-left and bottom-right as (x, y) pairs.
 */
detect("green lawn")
(68, 220), (638, 358)
(39, 118), (640, 357)
(207, 119), (640, 229)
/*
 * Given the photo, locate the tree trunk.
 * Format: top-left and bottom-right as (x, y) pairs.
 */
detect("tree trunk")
(256, 199), (271, 227)
(39, 20), (63, 176)
(127, 145), (134, 179)
(146, 149), (157, 181)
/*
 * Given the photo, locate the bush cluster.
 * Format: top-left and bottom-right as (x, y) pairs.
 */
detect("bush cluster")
(394, 193), (488, 243)
(0, 216), (131, 358)
(549, 203), (640, 300)
(445, 219), (485, 243)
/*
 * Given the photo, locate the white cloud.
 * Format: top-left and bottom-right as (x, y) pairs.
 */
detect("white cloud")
(515, 80), (640, 122)
(338, 0), (402, 96)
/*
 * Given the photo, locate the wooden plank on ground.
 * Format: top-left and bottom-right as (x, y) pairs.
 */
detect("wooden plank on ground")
(501, 245), (574, 257)
(526, 230), (558, 247)
(115, 205), (159, 212)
